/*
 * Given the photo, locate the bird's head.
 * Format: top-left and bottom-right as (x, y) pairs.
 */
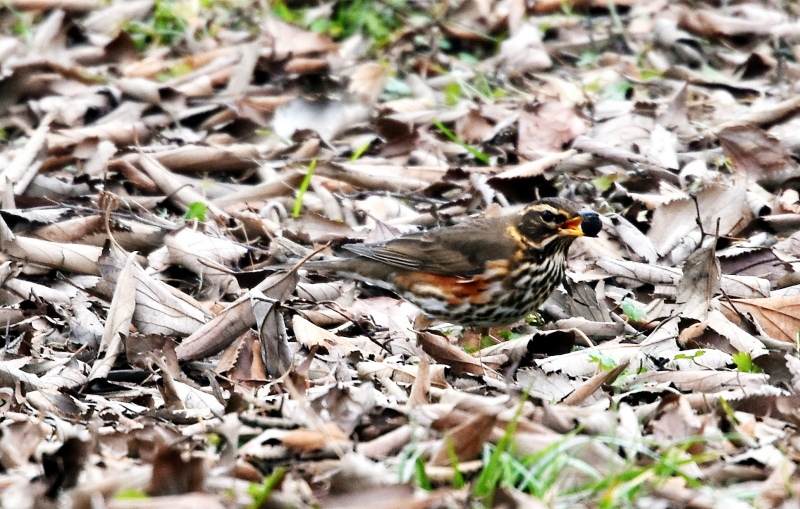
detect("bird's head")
(512, 198), (602, 250)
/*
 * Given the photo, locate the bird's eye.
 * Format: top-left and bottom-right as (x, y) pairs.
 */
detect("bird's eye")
(541, 210), (555, 222)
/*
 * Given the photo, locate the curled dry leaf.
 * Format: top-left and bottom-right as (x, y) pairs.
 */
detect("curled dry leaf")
(292, 314), (354, 353)
(211, 170), (305, 209)
(706, 310), (767, 356)
(137, 153), (229, 220)
(215, 330), (268, 381)
(491, 150), (576, 180)
(139, 144), (260, 174)
(170, 381), (225, 414)
(678, 311), (767, 359)
(0, 212), (102, 275)
(320, 163), (446, 192)
(649, 395), (704, 445)
(611, 214), (659, 264)
(31, 214), (170, 252)
(280, 422), (350, 454)
(417, 330), (492, 377)
(2, 112), (53, 199)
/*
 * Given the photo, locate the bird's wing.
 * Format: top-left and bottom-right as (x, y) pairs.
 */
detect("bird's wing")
(342, 216), (517, 277)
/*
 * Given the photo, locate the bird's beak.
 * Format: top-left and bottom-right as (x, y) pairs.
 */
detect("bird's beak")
(558, 216), (584, 236)
(559, 211), (602, 237)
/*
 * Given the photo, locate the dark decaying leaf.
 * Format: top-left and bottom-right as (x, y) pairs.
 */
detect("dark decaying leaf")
(148, 445), (206, 496)
(253, 293), (292, 378)
(41, 437), (91, 499)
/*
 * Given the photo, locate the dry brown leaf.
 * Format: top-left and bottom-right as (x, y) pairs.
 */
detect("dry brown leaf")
(31, 214), (168, 252)
(321, 483), (425, 509)
(319, 163), (446, 192)
(280, 422), (350, 453)
(649, 394), (704, 445)
(357, 361), (449, 389)
(561, 359), (629, 406)
(292, 314), (345, 351)
(147, 445), (206, 496)
(176, 269), (297, 361)
(417, 330), (491, 377)
(211, 169), (305, 209)
(138, 144), (260, 174)
(611, 214), (658, 264)
(137, 154), (229, 220)
(754, 457), (795, 509)
(723, 295), (800, 344)
(675, 4), (775, 39)
(430, 411), (496, 466)
(215, 330), (268, 381)
(1, 112), (53, 200)
(252, 290), (293, 377)
(517, 102), (588, 160)
(718, 124), (795, 186)
(347, 63), (388, 105)
(108, 494), (226, 509)
(706, 310), (767, 356)
(649, 182), (750, 262)
(455, 108), (494, 145)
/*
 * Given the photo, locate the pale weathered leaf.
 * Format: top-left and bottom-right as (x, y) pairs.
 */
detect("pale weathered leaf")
(676, 244), (720, 321)
(89, 251), (136, 380)
(98, 243), (209, 337)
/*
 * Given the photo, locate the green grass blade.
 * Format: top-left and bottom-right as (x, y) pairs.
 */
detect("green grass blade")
(292, 158), (317, 218)
(432, 119), (490, 164)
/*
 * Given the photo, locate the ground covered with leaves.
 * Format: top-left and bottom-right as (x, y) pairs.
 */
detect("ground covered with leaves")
(4, 0), (800, 507)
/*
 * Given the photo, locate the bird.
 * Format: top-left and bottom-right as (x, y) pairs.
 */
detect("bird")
(304, 198), (602, 327)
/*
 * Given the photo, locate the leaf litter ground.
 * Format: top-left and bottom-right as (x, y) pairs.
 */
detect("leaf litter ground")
(3, 1), (800, 508)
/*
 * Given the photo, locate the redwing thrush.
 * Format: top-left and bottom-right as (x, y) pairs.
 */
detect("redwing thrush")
(305, 198), (601, 327)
